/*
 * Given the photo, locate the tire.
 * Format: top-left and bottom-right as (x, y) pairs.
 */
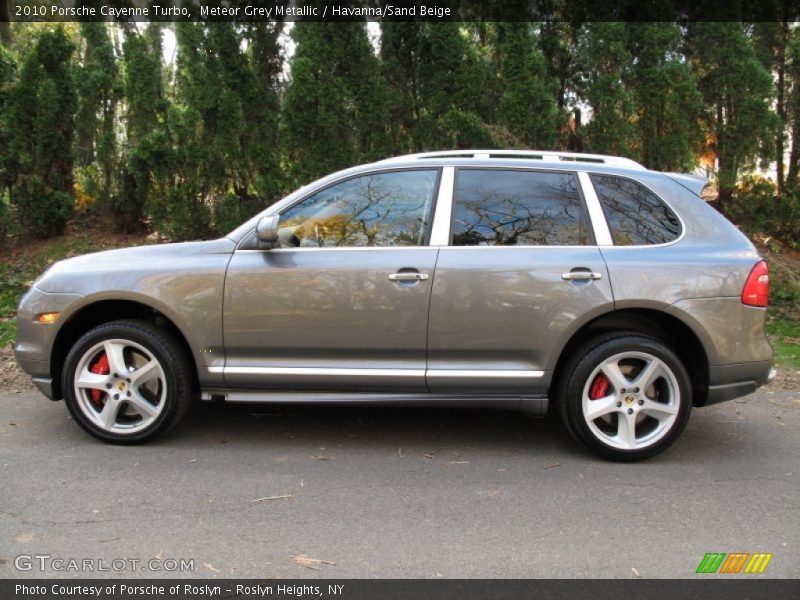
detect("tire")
(62, 319), (194, 444)
(557, 333), (692, 461)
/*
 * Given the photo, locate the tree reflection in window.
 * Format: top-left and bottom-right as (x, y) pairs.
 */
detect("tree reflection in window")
(590, 174), (681, 245)
(452, 170), (589, 246)
(278, 170), (438, 248)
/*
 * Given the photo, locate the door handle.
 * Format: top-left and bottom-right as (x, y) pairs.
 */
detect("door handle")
(389, 272), (430, 282)
(562, 271), (603, 281)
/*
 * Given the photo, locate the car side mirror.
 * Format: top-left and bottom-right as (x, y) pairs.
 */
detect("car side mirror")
(256, 215), (280, 249)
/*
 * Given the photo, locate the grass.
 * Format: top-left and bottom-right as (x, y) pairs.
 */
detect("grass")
(767, 313), (800, 371)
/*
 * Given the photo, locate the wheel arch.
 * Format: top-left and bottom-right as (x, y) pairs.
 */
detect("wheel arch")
(50, 298), (199, 400)
(551, 308), (711, 407)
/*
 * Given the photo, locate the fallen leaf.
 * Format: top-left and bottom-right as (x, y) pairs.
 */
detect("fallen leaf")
(632, 567), (641, 577)
(154, 550), (163, 560)
(489, 490), (502, 497)
(291, 553), (335, 570)
(0, 557), (6, 564)
(310, 455), (334, 461)
(544, 463), (560, 470)
(250, 494), (292, 504)
(13, 533), (34, 543)
(203, 562), (220, 574)
(448, 461), (470, 464)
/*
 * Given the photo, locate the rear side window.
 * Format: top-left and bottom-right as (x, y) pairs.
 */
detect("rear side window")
(590, 174), (681, 245)
(452, 169), (590, 246)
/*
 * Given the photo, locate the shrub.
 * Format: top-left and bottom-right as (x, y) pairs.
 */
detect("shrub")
(728, 176), (800, 247)
(212, 192), (265, 236)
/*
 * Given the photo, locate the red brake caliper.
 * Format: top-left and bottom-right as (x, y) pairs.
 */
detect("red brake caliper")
(89, 353), (110, 405)
(589, 373), (610, 400)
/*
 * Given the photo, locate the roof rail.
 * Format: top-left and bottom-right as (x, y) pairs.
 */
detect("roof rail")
(378, 149), (646, 170)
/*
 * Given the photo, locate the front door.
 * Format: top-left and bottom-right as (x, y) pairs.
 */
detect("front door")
(223, 168), (441, 392)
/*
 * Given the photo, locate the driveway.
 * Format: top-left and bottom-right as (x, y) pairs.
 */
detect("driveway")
(0, 385), (797, 579)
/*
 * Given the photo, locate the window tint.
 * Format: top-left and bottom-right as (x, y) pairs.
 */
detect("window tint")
(278, 170), (438, 248)
(590, 174), (681, 245)
(452, 169), (589, 246)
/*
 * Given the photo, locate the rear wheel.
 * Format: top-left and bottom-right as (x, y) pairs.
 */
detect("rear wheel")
(558, 333), (691, 461)
(62, 320), (193, 444)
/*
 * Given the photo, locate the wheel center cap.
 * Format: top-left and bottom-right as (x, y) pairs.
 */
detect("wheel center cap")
(623, 394), (635, 406)
(116, 380), (127, 392)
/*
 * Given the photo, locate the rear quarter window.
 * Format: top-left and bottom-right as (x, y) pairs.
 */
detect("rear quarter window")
(590, 174), (681, 245)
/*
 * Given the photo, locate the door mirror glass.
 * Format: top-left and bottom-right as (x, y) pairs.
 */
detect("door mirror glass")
(256, 215), (280, 249)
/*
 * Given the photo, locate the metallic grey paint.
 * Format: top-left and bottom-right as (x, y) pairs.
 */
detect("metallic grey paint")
(15, 155), (773, 409)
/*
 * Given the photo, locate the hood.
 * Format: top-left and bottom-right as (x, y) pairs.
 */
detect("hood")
(35, 238), (235, 293)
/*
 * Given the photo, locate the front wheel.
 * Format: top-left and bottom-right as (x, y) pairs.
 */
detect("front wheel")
(62, 320), (193, 444)
(558, 333), (692, 461)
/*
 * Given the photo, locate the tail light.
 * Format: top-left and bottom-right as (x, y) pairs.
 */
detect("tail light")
(741, 260), (769, 307)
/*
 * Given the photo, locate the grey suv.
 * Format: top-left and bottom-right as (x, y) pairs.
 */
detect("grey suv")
(15, 150), (775, 460)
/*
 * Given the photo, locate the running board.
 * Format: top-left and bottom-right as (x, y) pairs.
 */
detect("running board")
(200, 390), (549, 415)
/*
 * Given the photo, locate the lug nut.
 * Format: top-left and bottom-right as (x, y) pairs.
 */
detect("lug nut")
(634, 387), (640, 393)
(113, 373), (119, 378)
(638, 399), (644, 406)
(126, 378), (131, 383)
(105, 383), (112, 389)
(616, 401), (622, 407)
(126, 391), (131, 397)
(620, 388), (626, 394)
(113, 394), (119, 400)
(627, 408), (634, 415)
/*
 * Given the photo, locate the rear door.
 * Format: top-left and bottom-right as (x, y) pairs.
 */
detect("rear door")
(427, 168), (614, 393)
(223, 168), (441, 392)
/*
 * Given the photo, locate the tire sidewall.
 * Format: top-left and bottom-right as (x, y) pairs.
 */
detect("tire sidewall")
(562, 335), (692, 461)
(62, 321), (185, 444)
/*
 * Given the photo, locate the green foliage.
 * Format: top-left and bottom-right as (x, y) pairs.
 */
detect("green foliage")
(495, 23), (558, 148)
(627, 23), (703, 172)
(74, 23), (120, 210)
(7, 27), (76, 237)
(577, 22), (637, 157)
(415, 22), (494, 149)
(283, 22), (391, 184)
(0, 45), (15, 194)
(728, 176), (800, 247)
(687, 22), (778, 208)
(212, 192), (264, 236)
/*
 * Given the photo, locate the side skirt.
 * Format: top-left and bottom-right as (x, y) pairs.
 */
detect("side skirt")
(199, 390), (549, 415)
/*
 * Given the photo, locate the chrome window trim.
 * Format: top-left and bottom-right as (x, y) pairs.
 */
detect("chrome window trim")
(429, 167), (455, 246)
(426, 370), (544, 378)
(578, 171), (614, 246)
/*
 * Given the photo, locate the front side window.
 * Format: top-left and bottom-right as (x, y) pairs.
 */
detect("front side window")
(590, 174), (681, 245)
(451, 169), (590, 246)
(278, 170), (439, 248)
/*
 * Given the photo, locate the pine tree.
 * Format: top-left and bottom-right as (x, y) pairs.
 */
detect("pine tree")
(0, 45), (15, 196)
(415, 22), (494, 149)
(118, 24), (170, 233)
(626, 23), (702, 172)
(75, 22), (120, 208)
(687, 22), (778, 210)
(496, 22), (558, 149)
(282, 21), (389, 184)
(7, 27), (76, 237)
(380, 22), (424, 153)
(577, 22), (637, 158)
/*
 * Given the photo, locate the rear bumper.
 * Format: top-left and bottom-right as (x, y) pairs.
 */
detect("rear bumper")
(703, 360), (775, 406)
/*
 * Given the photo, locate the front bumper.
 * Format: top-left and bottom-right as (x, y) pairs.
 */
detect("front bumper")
(15, 287), (83, 400)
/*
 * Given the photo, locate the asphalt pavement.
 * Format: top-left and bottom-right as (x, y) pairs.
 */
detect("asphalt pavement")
(1, 385), (798, 579)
